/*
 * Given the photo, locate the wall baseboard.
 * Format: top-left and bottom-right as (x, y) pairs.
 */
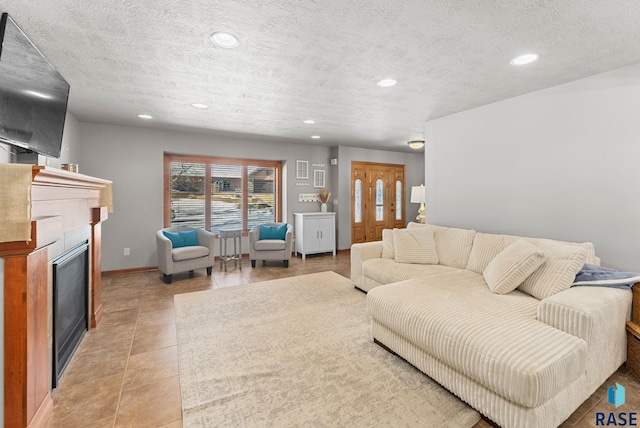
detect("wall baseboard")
(102, 266), (158, 277)
(103, 249), (351, 276)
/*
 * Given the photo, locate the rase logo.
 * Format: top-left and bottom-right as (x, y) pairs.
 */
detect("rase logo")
(610, 383), (626, 408)
(596, 383), (637, 426)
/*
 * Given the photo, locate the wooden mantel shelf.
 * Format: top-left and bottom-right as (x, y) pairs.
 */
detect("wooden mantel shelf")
(31, 165), (111, 188)
(2, 166), (111, 428)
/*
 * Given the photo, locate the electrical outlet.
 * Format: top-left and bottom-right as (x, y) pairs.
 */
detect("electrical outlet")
(124, 247), (130, 256)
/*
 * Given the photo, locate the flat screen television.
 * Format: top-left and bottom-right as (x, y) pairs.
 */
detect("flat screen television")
(0, 12), (70, 158)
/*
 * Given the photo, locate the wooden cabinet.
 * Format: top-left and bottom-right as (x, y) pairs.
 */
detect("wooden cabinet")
(294, 213), (336, 260)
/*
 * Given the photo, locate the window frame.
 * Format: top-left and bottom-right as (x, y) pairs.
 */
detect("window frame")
(164, 153), (283, 233)
(313, 169), (326, 188)
(296, 160), (309, 179)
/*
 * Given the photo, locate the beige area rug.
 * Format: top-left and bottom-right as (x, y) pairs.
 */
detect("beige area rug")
(175, 271), (480, 427)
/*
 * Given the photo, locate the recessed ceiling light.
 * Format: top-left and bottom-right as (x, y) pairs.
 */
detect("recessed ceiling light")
(190, 103), (210, 109)
(376, 78), (398, 88)
(303, 119), (315, 124)
(137, 114), (153, 119)
(311, 135), (321, 139)
(210, 32), (240, 49)
(407, 140), (425, 149)
(510, 53), (540, 66)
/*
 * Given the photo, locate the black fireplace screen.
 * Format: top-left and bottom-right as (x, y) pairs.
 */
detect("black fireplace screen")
(52, 241), (89, 388)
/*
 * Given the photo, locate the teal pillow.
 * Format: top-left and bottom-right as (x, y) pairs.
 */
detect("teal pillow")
(163, 230), (185, 248)
(259, 224), (287, 240)
(180, 229), (200, 247)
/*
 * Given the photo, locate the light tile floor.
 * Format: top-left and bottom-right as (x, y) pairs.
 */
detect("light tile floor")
(51, 252), (638, 427)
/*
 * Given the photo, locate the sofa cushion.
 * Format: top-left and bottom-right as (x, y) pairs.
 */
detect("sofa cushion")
(366, 272), (587, 408)
(163, 230), (185, 248)
(519, 240), (588, 300)
(407, 222), (476, 269)
(393, 228), (438, 264)
(483, 240), (546, 294)
(180, 229), (200, 246)
(259, 224), (287, 240)
(172, 245), (209, 262)
(467, 233), (591, 300)
(381, 229), (395, 259)
(254, 240), (286, 251)
(362, 258), (459, 285)
(163, 229), (200, 248)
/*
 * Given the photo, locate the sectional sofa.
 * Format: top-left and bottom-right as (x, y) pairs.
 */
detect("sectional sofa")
(351, 223), (632, 428)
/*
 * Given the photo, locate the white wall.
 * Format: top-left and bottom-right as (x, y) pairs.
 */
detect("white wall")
(57, 113), (82, 166)
(0, 143), (11, 163)
(425, 62), (640, 271)
(77, 123), (425, 270)
(77, 123), (335, 271)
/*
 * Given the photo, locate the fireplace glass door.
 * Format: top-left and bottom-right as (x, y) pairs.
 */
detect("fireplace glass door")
(52, 241), (89, 388)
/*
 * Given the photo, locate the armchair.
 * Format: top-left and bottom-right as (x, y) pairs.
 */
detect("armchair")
(249, 223), (293, 268)
(156, 226), (215, 283)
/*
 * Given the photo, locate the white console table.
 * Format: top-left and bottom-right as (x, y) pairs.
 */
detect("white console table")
(294, 212), (336, 260)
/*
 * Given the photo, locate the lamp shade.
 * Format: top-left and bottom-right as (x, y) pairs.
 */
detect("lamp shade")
(410, 185), (425, 203)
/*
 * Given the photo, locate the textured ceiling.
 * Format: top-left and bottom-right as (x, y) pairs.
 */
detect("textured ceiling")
(2, 0), (640, 151)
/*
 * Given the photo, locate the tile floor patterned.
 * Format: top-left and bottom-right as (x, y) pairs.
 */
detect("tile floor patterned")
(52, 252), (639, 427)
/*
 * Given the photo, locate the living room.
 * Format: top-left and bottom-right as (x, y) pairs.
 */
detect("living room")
(2, 1), (640, 427)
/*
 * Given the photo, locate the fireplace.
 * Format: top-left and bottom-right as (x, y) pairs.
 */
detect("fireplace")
(0, 166), (110, 427)
(52, 241), (89, 388)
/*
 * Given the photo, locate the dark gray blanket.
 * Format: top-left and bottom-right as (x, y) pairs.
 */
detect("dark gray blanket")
(572, 263), (640, 289)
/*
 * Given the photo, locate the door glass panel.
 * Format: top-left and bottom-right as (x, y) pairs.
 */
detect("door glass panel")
(211, 164), (243, 232)
(396, 180), (402, 221)
(247, 165), (276, 230)
(170, 162), (205, 228)
(354, 179), (362, 223)
(375, 178), (384, 221)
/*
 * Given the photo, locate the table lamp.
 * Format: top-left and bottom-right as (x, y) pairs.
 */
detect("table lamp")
(410, 185), (426, 224)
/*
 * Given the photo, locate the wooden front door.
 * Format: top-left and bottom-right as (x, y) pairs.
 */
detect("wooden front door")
(351, 161), (405, 243)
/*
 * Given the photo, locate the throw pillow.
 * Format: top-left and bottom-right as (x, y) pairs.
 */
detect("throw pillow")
(163, 230), (185, 248)
(259, 224), (287, 240)
(392, 227), (439, 265)
(518, 241), (588, 300)
(179, 229), (200, 247)
(381, 229), (395, 259)
(483, 240), (546, 294)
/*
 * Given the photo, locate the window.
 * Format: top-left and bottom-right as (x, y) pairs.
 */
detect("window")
(354, 179), (362, 223)
(375, 178), (384, 221)
(296, 160), (308, 179)
(313, 169), (325, 188)
(165, 154), (282, 233)
(395, 180), (402, 221)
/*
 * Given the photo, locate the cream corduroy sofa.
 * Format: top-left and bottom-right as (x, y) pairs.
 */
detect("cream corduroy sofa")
(351, 223), (632, 428)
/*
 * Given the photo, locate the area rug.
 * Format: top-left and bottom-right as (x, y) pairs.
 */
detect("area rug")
(174, 271), (480, 427)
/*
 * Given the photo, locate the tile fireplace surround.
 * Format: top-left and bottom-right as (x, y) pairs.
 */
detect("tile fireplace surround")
(0, 165), (111, 428)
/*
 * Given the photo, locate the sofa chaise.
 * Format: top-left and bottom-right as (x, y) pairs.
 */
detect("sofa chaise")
(351, 222), (633, 428)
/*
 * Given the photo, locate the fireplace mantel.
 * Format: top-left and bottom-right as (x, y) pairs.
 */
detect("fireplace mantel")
(1, 166), (111, 428)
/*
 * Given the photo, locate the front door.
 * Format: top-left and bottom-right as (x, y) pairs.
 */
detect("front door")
(351, 161), (405, 243)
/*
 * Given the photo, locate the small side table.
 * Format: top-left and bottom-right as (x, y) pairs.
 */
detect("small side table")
(219, 228), (242, 272)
